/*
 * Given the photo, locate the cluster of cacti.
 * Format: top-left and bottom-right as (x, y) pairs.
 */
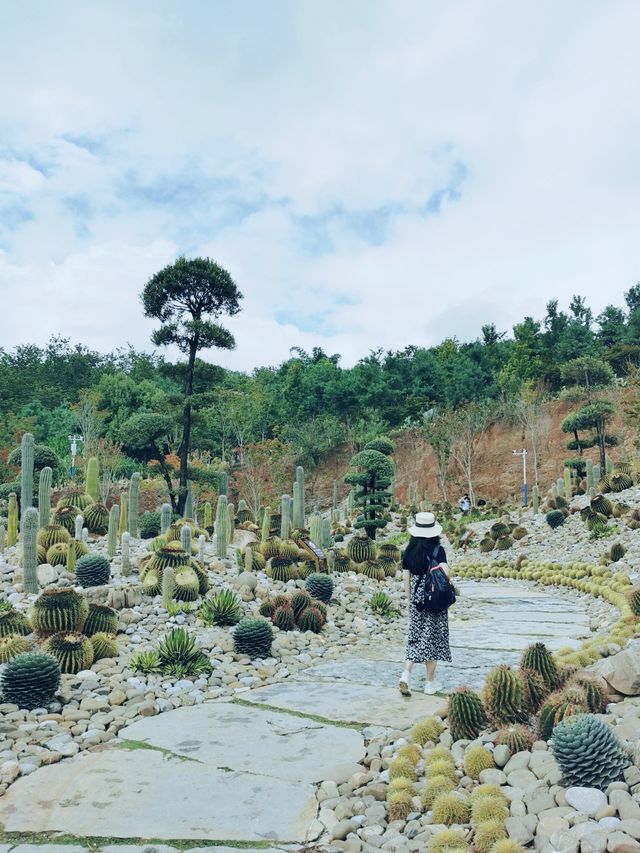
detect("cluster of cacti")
(551, 713), (630, 789)
(447, 687), (486, 741)
(75, 554), (111, 588)
(599, 470), (634, 494)
(32, 588), (88, 636)
(85, 457), (99, 501)
(215, 494), (228, 557)
(20, 433), (35, 527)
(233, 617), (273, 658)
(0, 652), (61, 709)
(42, 631), (95, 673)
(258, 589), (328, 633)
(107, 505), (119, 558)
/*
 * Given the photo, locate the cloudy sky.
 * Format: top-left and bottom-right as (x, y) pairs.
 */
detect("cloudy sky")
(1, 0), (639, 371)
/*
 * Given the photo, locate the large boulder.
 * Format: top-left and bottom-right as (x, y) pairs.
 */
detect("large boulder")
(594, 641), (640, 696)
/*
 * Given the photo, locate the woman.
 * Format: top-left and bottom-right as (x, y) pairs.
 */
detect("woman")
(399, 511), (452, 696)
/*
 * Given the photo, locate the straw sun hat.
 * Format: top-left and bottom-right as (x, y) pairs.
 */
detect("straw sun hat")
(408, 511), (443, 539)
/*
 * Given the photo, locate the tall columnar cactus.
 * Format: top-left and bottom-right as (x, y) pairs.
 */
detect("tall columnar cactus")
(22, 506), (39, 594)
(198, 533), (205, 565)
(184, 481), (194, 519)
(564, 468), (572, 501)
(448, 687), (487, 741)
(107, 504), (119, 558)
(162, 564), (176, 609)
(605, 455), (613, 475)
(74, 514), (84, 540)
(521, 643), (559, 691)
(310, 512), (322, 544)
(244, 546), (253, 573)
(181, 524), (192, 554)
(121, 532), (131, 576)
(0, 525), (5, 554)
(333, 479), (338, 510)
(293, 466), (305, 528)
(280, 494), (291, 539)
(7, 493), (18, 547)
(38, 466), (52, 528)
(20, 432), (35, 528)
(593, 464), (601, 485)
(586, 458), (594, 492)
(556, 477), (564, 497)
(86, 456), (99, 501)
(532, 484), (540, 515)
(215, 494), (228, 558)
(260, 506), (270, 543)
(408, 483), (417, 507)
(321, 516), (331, 549)
(203, 501), (212, 529)
(66, 540), (76, 573)
(118, 493), (128, 537)
(128, 472), (140, 537)
(160, 503), (172, 535)
(219, 471), (228, 496)
(227, 502), (235, 545)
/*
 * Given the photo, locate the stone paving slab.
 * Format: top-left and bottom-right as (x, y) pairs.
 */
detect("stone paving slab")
(242, 681), (446, 726)
(119, 701), (364, 783)
(6, 847), (89, 853)
(0, 747), (320, 842)
(98, 847), (181, 853)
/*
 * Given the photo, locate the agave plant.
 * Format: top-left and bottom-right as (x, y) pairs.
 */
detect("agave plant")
(370, 591), (398, 617)
(200, 589), (242, 626)
(156, 628), (212, 677)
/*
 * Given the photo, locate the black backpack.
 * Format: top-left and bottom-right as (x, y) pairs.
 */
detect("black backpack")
(413, 556), (456, 613)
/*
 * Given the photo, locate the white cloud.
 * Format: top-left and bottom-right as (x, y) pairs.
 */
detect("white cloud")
(0, 0), (638, 370)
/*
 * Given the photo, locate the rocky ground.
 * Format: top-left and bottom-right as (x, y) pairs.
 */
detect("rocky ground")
(0, 493), (638, 853)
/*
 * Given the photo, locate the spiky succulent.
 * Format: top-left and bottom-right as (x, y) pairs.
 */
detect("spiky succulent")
(90, 632), (119, 660)
(45, 542), (69, 566)
(269, 559), (293, 583)
(370, 591), (397, 617)
(496, 536), (513, 551)
(0, 634), (30, 663)
(0, 603), (32, 637)
(520, 642), (559, 691)
(389, 757), (417, 781)
(243, 548), (266, 572)
(157, 627), (211, 677)
(75, 554), (111, 588)
(42, 631), (94, 673)
(56, 491), (94, 511)
(448, 687), (487, 742)
(538, 689), (586, 740)
(0, 651), (61, 709)
(488, 841), (528, 853)
(37, 524), (70, 550)
(290, 590), (312, 619)
(333, 551), (353, 572)
(495, 724), (534, 753)
(426, 758), (457, 783)
(511, 526), (528, 541)
(551, 713), (630, 789)
(483, 665), (527, 725)
(479, 538), (495, 553)
(83, 603), (118, 637)
(387, 789), (413, 822)
(469, 784), (508, 806)
(432, 792), (471, 825)
(258, 600), (276, 619)
(233, 618), (273, 658)
(566, 674), (607, 713)
(490, 522), (510, 539)
(591, 494), (613, 516)
(379, 542), (400, 560)
(142, 569), (161, 596)
(32, 588), (88, 636)
(305, 572), (333, 603)
(397, 743), (422, 764)
(347, 536), (376, 564)
(297, 606), (323, 632)
(463, 745), (495, 780)
(411, 716), (444, 746)
(83, 503), (109, 535)
(200, 589), (242, 626)
(520, 667), (549, 712)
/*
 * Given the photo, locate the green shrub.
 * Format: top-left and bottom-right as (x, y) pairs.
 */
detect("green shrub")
(139, 511), (161, 539)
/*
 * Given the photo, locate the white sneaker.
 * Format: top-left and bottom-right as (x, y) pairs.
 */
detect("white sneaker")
(424, 680), (444, 695)
(399, 672), (412, 696)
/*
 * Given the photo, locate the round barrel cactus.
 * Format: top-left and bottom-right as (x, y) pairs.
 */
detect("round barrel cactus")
(545, 510), (566, 529)
(43, 631), (94, 674)
(0, 634), (30, 664)
(447, 687), (486, 742)
(551, 713), (630, 789)
(305, 572), (333, 603)
(32, 588), (88, 636)
(75, 554), (111, 588)
(233, 618), (273, 658)
(273, 604), (295, 631)
(37, 524), (70, 550)
(297, 606), (323, 633)
(483, 665), (528, 725)
(520, 642), (559, 691)
(0, 603), (32, 637)
(90, 632), (119, 661)
(1, 652), (61, 709)
(347, 536), (376, 564)
(83, 603), (118, 637)
(83, 503), (109, 535)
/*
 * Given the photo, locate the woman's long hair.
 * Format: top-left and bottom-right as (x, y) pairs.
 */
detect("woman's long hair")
(402, 535), (441, 574)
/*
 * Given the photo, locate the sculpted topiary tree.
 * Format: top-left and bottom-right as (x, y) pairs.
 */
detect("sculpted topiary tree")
(560, 357), (617, 471)
(141, 257), (242, 515)
(344, 438), (395, 540)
